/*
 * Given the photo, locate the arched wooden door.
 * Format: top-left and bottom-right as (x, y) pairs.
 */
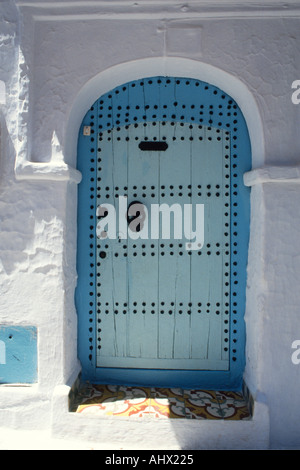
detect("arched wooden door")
(76, 77), (251, 389)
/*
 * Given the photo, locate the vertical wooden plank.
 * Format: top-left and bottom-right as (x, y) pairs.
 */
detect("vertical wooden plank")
(158, 77), (176, 122)
(157, 122), (191, 361)
(209, 128), (230, 365)
(109, 126), (129, 358)
(190, 127), (229, 369)
(190, 124), (210, 360)
(204, 127), (222, 363)
(172, 123), (193, 361)
(96, 132), (116, 362)
(127, 122), (160, 359)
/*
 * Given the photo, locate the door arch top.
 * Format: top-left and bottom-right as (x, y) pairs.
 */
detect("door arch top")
(65, 57), (264, 170)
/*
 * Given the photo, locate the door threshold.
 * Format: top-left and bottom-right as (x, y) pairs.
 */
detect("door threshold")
(69, 381), (253, 420)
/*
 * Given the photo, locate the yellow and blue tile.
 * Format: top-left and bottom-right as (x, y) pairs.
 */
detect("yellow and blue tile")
(71, 383), (252, 420)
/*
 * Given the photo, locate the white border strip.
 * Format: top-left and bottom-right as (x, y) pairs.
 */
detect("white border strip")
(244, 166), (300, 186)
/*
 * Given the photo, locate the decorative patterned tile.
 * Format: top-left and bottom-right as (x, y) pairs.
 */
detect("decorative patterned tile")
(184, 390), (223, 419)
(71, 383), (252, 420)
(77, 401), (118, 416)
(151, 387), (183, 399)
(118, 385), (151, 400)
(185, 401), (223, 420)
(151, 397), (186, 419)
(215, 390), (251, 420)
(220, 402), (251, 420)
(184, 389), (218, 403)
(109, 397), (153, 418)
(148, 387), (184, 418)
(216, 390), (245, 402)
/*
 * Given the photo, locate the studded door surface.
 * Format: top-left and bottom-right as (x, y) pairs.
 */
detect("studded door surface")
(77, 77), (251, 388)
(96, 122), (229, 371)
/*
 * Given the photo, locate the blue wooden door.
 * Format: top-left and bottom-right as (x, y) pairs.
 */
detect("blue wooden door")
(95, 121), (229, 371)
(77, 77), (251, 389)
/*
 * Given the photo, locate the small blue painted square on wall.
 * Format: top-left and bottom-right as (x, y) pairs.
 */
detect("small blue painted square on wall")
(0, 326), (37, 384)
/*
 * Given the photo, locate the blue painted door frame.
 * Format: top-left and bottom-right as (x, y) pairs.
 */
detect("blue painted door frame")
(76, 77), (251, 390)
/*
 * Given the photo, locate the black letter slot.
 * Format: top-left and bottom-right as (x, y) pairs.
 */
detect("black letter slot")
(139, 141), (168, 151)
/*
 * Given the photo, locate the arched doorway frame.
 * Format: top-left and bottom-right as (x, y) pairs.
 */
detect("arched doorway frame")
(66, 57), (264, 390)
(65, 57), (264, 169)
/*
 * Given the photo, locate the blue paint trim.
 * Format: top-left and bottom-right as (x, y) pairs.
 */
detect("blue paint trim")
(76, 76), (251, 390)
(0, 326), (37, 384)
(81, 368), (242, 391)
(76, 108), (97, 378)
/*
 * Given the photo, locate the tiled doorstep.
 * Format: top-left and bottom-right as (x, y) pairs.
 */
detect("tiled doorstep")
(70, 384), (252, 420)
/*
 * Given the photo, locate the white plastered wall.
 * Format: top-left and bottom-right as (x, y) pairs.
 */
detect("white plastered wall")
(0, 0), (300, 449)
